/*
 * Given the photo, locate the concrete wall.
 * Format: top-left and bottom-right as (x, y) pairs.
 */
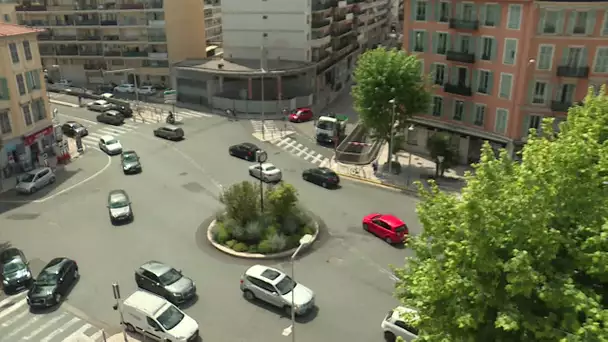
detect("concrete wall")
(211, 94), (313, 114)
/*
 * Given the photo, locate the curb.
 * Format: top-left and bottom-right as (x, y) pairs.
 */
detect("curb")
(207, 219), (320, 259)
(253, 131), (295, 143)
(50, 99), (80, 108)
(335, 171), (418, 194)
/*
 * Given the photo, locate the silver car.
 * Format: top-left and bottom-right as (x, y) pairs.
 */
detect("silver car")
(240, 265), (315, 315)
(135, 261), (196, 305)
(248, 163), (282, 182)
(16, 167), (55, 194)
(87, 100), (113, 112)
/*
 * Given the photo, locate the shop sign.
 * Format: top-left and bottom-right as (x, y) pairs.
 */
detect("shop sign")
(23, 126), (53, 146)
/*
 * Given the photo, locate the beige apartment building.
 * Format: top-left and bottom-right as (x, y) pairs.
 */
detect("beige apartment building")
(0, 22), (53, 176)
(14, 0), (208, 87)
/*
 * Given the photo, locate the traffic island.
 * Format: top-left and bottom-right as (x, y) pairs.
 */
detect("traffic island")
(206, 181), (320, 259)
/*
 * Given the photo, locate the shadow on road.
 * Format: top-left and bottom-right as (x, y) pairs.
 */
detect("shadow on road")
(242, 294), (319, 323)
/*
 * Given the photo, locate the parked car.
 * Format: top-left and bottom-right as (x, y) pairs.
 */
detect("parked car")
(111, 104), (133, 118)
(136, 86), (156, 95)
(107, 189), (133, 224)
(228, 142), (261, 161)
(153, 126), (184, 141)
(381, 306), (419, 342)
(135, 261), (196, 305)
(55, 79), (72, 87)
(240, 265), (315, 316)
(27, 257), (79, 309)
(98, 135), (123, 155)
(248, 163), (282, 182)
(96, 110), (125, 125)
(97, 82), (117, 93)
(61, 121), (88, 137)
(114, 84), (136, 93)
(362, 213), (408, 244)
(288, 108), (314, 122)
(0, 247), (33, 294)
(302, 167), (340, 188)
(100, 93), (114, 99)
(119, 290), (199, 341)
(16, 167), (55, 194)
(87, 100), (114, 112)
(121, 151), (142, 174)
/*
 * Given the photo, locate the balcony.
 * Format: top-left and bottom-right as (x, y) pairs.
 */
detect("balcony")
(80, 50), (103, 56)
(148, 35), (167, 42)
(148, 1), (164, 9)
(334, 14), (347, 22)
(16, 5), (47, 11)
(56, 48), (80, 56)
(104, 51), (122, 56)
(148, 20), (165, 27)
(54, 35), (78, 41)
(40, 49), (55, 56)
(551, 100), (572, 112)
(446, 50), (476, 64)
(444, 83), (472, 96)
(312, 19), (331, 29)
(84, 64), (106, 71)
(332, 27), (353, 38)
(347, 0), (364, 3)
(312, 1), (334, 12)
(38, 34), (52, 41)
(123, 51), (148, 57)
(74, 19), (100, 26)
(310, 32), (331, 47)
(104, 35), (121, 41)
(101, 20), (118, 26)
(79, 36), (102, 41)
(449, 19), (479, 30)
(142, 60), (169, 68)
(313, 51), (331, 63)
(556, 65), (590, 78)
(120, 3), (145, 9)
(148, 52), (168, 59)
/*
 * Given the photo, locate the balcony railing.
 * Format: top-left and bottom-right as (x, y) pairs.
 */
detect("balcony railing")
(444, 83), (472, 96)
(148, 1), (164, 9)
(56, 49), (80, 56)
(38, 34), (52, 41)
(148, 52), (168, 59)
(104, 51), (122, 56)
(449, 19), (479, 30)
(16, 5), (47, 11)
(142, 60), (169, 68)
(334, 14), (347, 22)
(54, 35), (78, 41)
(446, 50), (476, 64)
(551, 100), (572, 112)
(332, 27), (353, 37)
(148, 35), (167, 42)
(75, 20), (100, 26)
(40, 50), (55, 56)
(104, 35), (121, 41)
(120, 3), (145, 9)
(312, 1), (334, 11)
(148, 20), (165, 27)
(84, 64), (107, 70)
(556, 65), (590, 78)
(312, 19), (331, 29)
(123, 51), (148, 57)
(79, 36), (102, 41)
(80, 50), (103, 56)
(101, 20), (118, 26)
(310, 34), (332, 47)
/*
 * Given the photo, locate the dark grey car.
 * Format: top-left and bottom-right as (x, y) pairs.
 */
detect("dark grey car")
(153, 126), (184, 141)
(96, 110), (125, 125)
(134, 261), (196, 305)
(0, 248), (33, 294)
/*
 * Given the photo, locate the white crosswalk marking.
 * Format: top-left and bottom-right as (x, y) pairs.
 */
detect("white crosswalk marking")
(41, 317), (80, 342)
(24, 313), (67, 339)
(62, 323), (92, 341)
(0, 297), (27, 320)
(272, 137), (330, 166)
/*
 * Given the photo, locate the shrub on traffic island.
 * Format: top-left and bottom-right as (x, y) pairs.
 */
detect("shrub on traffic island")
(212, 181), (316, 254)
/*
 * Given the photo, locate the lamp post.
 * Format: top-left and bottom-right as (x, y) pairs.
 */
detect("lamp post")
(388, 98), (397, 173)
(405, 124), (415, 186)
(437, 155), (445, 178)
(255, 150), (268, 212)
(283, 233), (314, 342)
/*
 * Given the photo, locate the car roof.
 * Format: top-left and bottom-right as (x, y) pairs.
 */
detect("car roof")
(123, 290), (169, 317)
(245, 265), (285, 284)
(260, 163), (275, 168)
(241, 143), (258, 149)
(140, 260), (172, 276)
(94, 100), (108, 104)
(161, 125), (180, 130)
(122, 150), (137, 155)
(29, 167), (51, 174)
(105, 110), (120, 115)
(42, 257), (70, 273)
(390, 306), (419, 323)
(65, 121), (80, 125)
(378, 214), (405, 227)
(0, 247), (23, 263)
(296, 107), (311, 111)
(100, 135), (116, 141)
(108, 189), (127, 198)
(315, 167), (335, 174)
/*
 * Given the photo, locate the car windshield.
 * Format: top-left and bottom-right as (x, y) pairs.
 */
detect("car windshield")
(3, 260), (26, 274)
(159, 268), (182, 285)
(109, 195), (128, 208)
(317, 121), (335, 131)
(106, 139), (118, 145)
(36, 270), (58, 285)
(19, 173), (36, 183)
(123, 154), (138, 162)
(276, 275), (296, 295)
(264, 166), (277, 172)
(395, 225), (406, 233)
(156, 305), (185, 331)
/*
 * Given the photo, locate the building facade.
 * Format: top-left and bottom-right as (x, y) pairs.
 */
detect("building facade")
(13, 0), (208, 87)
(0, 22), (53, 176)
(204, 0), (222, 45)
(403, 0), (608, 163)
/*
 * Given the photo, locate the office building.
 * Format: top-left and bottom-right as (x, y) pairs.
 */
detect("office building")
(403, 0), (608, 162)
(204, 0), (222, 45)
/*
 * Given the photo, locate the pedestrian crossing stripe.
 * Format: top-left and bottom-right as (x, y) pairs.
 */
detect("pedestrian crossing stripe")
(274, 137), (329, 165)
(250, 120), (288, 134)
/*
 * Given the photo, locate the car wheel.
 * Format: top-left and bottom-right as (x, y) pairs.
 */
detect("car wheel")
(125, 323), (136, 333)
(243, 290), (255, 301)
(54, 293), (62, 304)
(49, 177), (56, 184)
(303, 174), (308, 181)
(363, 223), (369, 231)
(284, 306), (293, 316)
(263, 176), (269, 182)
(385, 237), (393, 244)
(73, 269), (79, 279)
(322, 182), (327, 188)
(383, 331), (396, 342)
(30, 186), (37, 194)
(249, 170), (253, 176)
(229, 150), (234, 156)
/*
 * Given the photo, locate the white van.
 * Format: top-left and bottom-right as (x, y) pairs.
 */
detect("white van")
(119, 290), (199, 341)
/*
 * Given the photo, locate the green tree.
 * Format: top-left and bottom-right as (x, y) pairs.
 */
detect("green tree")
(265, 183), (298, 222)
(352, 48), (431, 164)
(219, 181), (259, 226)
(394, 88), (608, 342)
(426, 132), (459, 177)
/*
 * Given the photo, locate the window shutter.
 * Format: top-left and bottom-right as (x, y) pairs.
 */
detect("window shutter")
(424, 32), (430, 52)
(450, 67), (458, 84)
(25, 71), (33, 91)
(479, 5), (486, 25)
(443, 98), (453, 117)
(446, 33), (453, 50)
(409, 30), (415, 51)
(521, 115), (531, 138)
(0, 78), (9, 100)
(494, 5), (501, 27)
(432, 32), (438, 53)
(471, 4), (477, 19)
(556, 10), (565, 34)
(488, 72), (494, 95)
(527, 80), (535, 103)
(33, 70), (40, 89)
(537, 9), (546, 33)
(476, 38), (483, 59)
(455, 3), (462, 19)
(581, 48), (588, 67)
(490, 38), (497, 60)
(410, 0), (418, 20)
(455, 34), (462, 52)
(546, 84), (553, 102)
(555, 85), (563, 101)
(433, 0), (440, 20)
(444, 65), (450, 85)
(561, 47), (569, 65)
(472, 69), (479, 92)
(471, 36), (478, 55)
(465, 68), (471, 86)
(566, 11), (576, 34)
(586, 10), (596, 35)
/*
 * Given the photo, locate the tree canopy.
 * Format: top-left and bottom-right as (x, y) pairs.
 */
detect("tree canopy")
(394, 87), (608, 342)
(352, 48), (431, 156)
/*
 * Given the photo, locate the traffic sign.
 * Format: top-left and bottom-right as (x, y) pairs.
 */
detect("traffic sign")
(164, 89), (177, 104)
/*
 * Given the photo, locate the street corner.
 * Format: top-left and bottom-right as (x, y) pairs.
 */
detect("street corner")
(0, 149), (113, 205)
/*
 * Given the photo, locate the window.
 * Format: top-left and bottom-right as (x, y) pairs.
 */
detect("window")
(499, 73), (513, 99)
(572, 11), (587, 34)
(503, 39), (518, 65)
(460, 35), (471, 54)
(603, 11), (608, 35)
(477, 70), (491, 94)
(480, 37), (493, 61)
(432, 96), (443, 116)
(23, 40), (32, 60)
(462, 4), (474, 21)
(529, 115), (542, 131)
(413, 31), (426, 52)
(0, 78), (8, 100)
(433, 64), (446, 85)
(22, 104), (32, 126)
(557, 84), (576, 103)
(495, 109), (508, 134)
(31, 99), (46, 122)
(507, 5), (522, 29)
(543, 10), (559, 34)
(3, 14), (9, 22)
(532, 81), (548, 104)
(483, 4), (499, 27)
(16, 74), (25, 95)
(0, 110), (11, 134)
(565, 47), (583, 67)
(415, 0), (427, 21)
(453, 100), (464, 121)
(8, 43), (19, 63)
(474, 104), (485, 126)
(536, 45), (554, 70)
(438, 2), (449, 22)
(593, 47), (608, 73)
(435, 32), (448, 54)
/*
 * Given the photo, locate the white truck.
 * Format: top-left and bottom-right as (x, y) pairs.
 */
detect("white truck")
(315, 113), (348, 144)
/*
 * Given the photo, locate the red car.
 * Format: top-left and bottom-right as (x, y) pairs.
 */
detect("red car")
(362, 213), (408, 244)
(288, 108), (314, 122)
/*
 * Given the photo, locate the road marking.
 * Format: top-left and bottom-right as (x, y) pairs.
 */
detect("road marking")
(40, 317), (81, 342)
(90, 330), (104, 341)
(0, 291), (27, 309)
(23, 313), (67, 340)
(0, 298), (27, 320)
(50, 100), (80, 108)
(2, 308), (28, 327)
(57, 113), (98, 125)
(276, 137), (291, 147)
(98, 126), (133, 135)
(4, 315), (41, 340)
(312, 153), (323, 164)
(63, 323), (92, 341)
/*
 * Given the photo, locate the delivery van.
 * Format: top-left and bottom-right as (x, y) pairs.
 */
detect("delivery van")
(118, 290), (199, 341)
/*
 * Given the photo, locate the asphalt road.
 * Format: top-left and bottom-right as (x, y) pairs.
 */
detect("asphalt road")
(0, 105), (420, 342)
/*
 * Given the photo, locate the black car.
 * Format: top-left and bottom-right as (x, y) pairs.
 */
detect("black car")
(135, 261), (196, 305)
(121, 151), (142, 174)
(111, 104), (133, 118)
(229, 143), (261, 161)
(61, 121), (88, 137)
(107, 189), (133, 224)
(27, 257), (78, 308)
(1, 247), (33, 294)
(96, 110), (125, 125)
(302, 167), (340, 188)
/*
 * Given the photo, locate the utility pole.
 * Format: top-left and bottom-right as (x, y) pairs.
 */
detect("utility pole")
(260, 44), (267, 140)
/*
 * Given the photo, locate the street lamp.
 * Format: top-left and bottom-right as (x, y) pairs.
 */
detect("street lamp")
(437, 155), (445, 178)
(283, 233), (314, 342)
(255, 150), (268, 212)
(388, 98), (397, 173)
(405, 124), (415, 186)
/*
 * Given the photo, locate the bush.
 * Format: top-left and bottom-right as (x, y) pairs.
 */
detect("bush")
(264, 225), (278, 240)
(258, 240), (273, 254)
(214, 223), (231, 244)
(286, 235), (301, 249)
(300, 225), (316, 236)
(214, 210), (225, 222)
(232, 242), (249, 252)
(281, 215), (299, 235)
(225, 239), (237, 248)
(245, 220), (264, 243)
(229, 221), (247, 241)
(222, 218), (239, 235)
(291, 205), (313, 227)
(267, 233), (287, 253)
(220, 181), (260, 225)
(248, 245), (259, 253)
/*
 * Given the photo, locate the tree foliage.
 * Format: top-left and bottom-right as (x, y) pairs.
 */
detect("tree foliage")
(426, 133), (459, 177)
(352, 48), (431, 149)
(394, 87), (608, 342)
(266, 182), (298, 222)
(219, 181), (259, 226)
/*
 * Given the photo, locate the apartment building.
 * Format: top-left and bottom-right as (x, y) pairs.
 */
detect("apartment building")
(0, 1), (17, 24)
(403, 0), (608, 163)
(0, 22), (53, 175)
(204, 0), (221, 45)
(14, 0), (207, 87)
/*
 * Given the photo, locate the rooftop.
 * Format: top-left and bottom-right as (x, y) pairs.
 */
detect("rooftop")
(175, 57), (315, 76)
(0, 22), (43, 37)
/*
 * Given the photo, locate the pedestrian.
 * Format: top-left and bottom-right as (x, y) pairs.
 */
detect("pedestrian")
(78, 94), (82, 107)
(372, 160), (378, 174)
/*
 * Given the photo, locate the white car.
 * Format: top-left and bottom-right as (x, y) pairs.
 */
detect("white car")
(98, 135), (123, 155)
(248, 163), (282, 182)
(100, 93), (114, 99)
(87, 100), (114, 112)
(114, 84), (136, 93)
(136, 86), (156, 95)
(15, 167), (55, 194)
(381, 306), (419, 342)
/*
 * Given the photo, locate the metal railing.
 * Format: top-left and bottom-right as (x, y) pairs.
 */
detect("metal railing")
(335, 123), (382, 165)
